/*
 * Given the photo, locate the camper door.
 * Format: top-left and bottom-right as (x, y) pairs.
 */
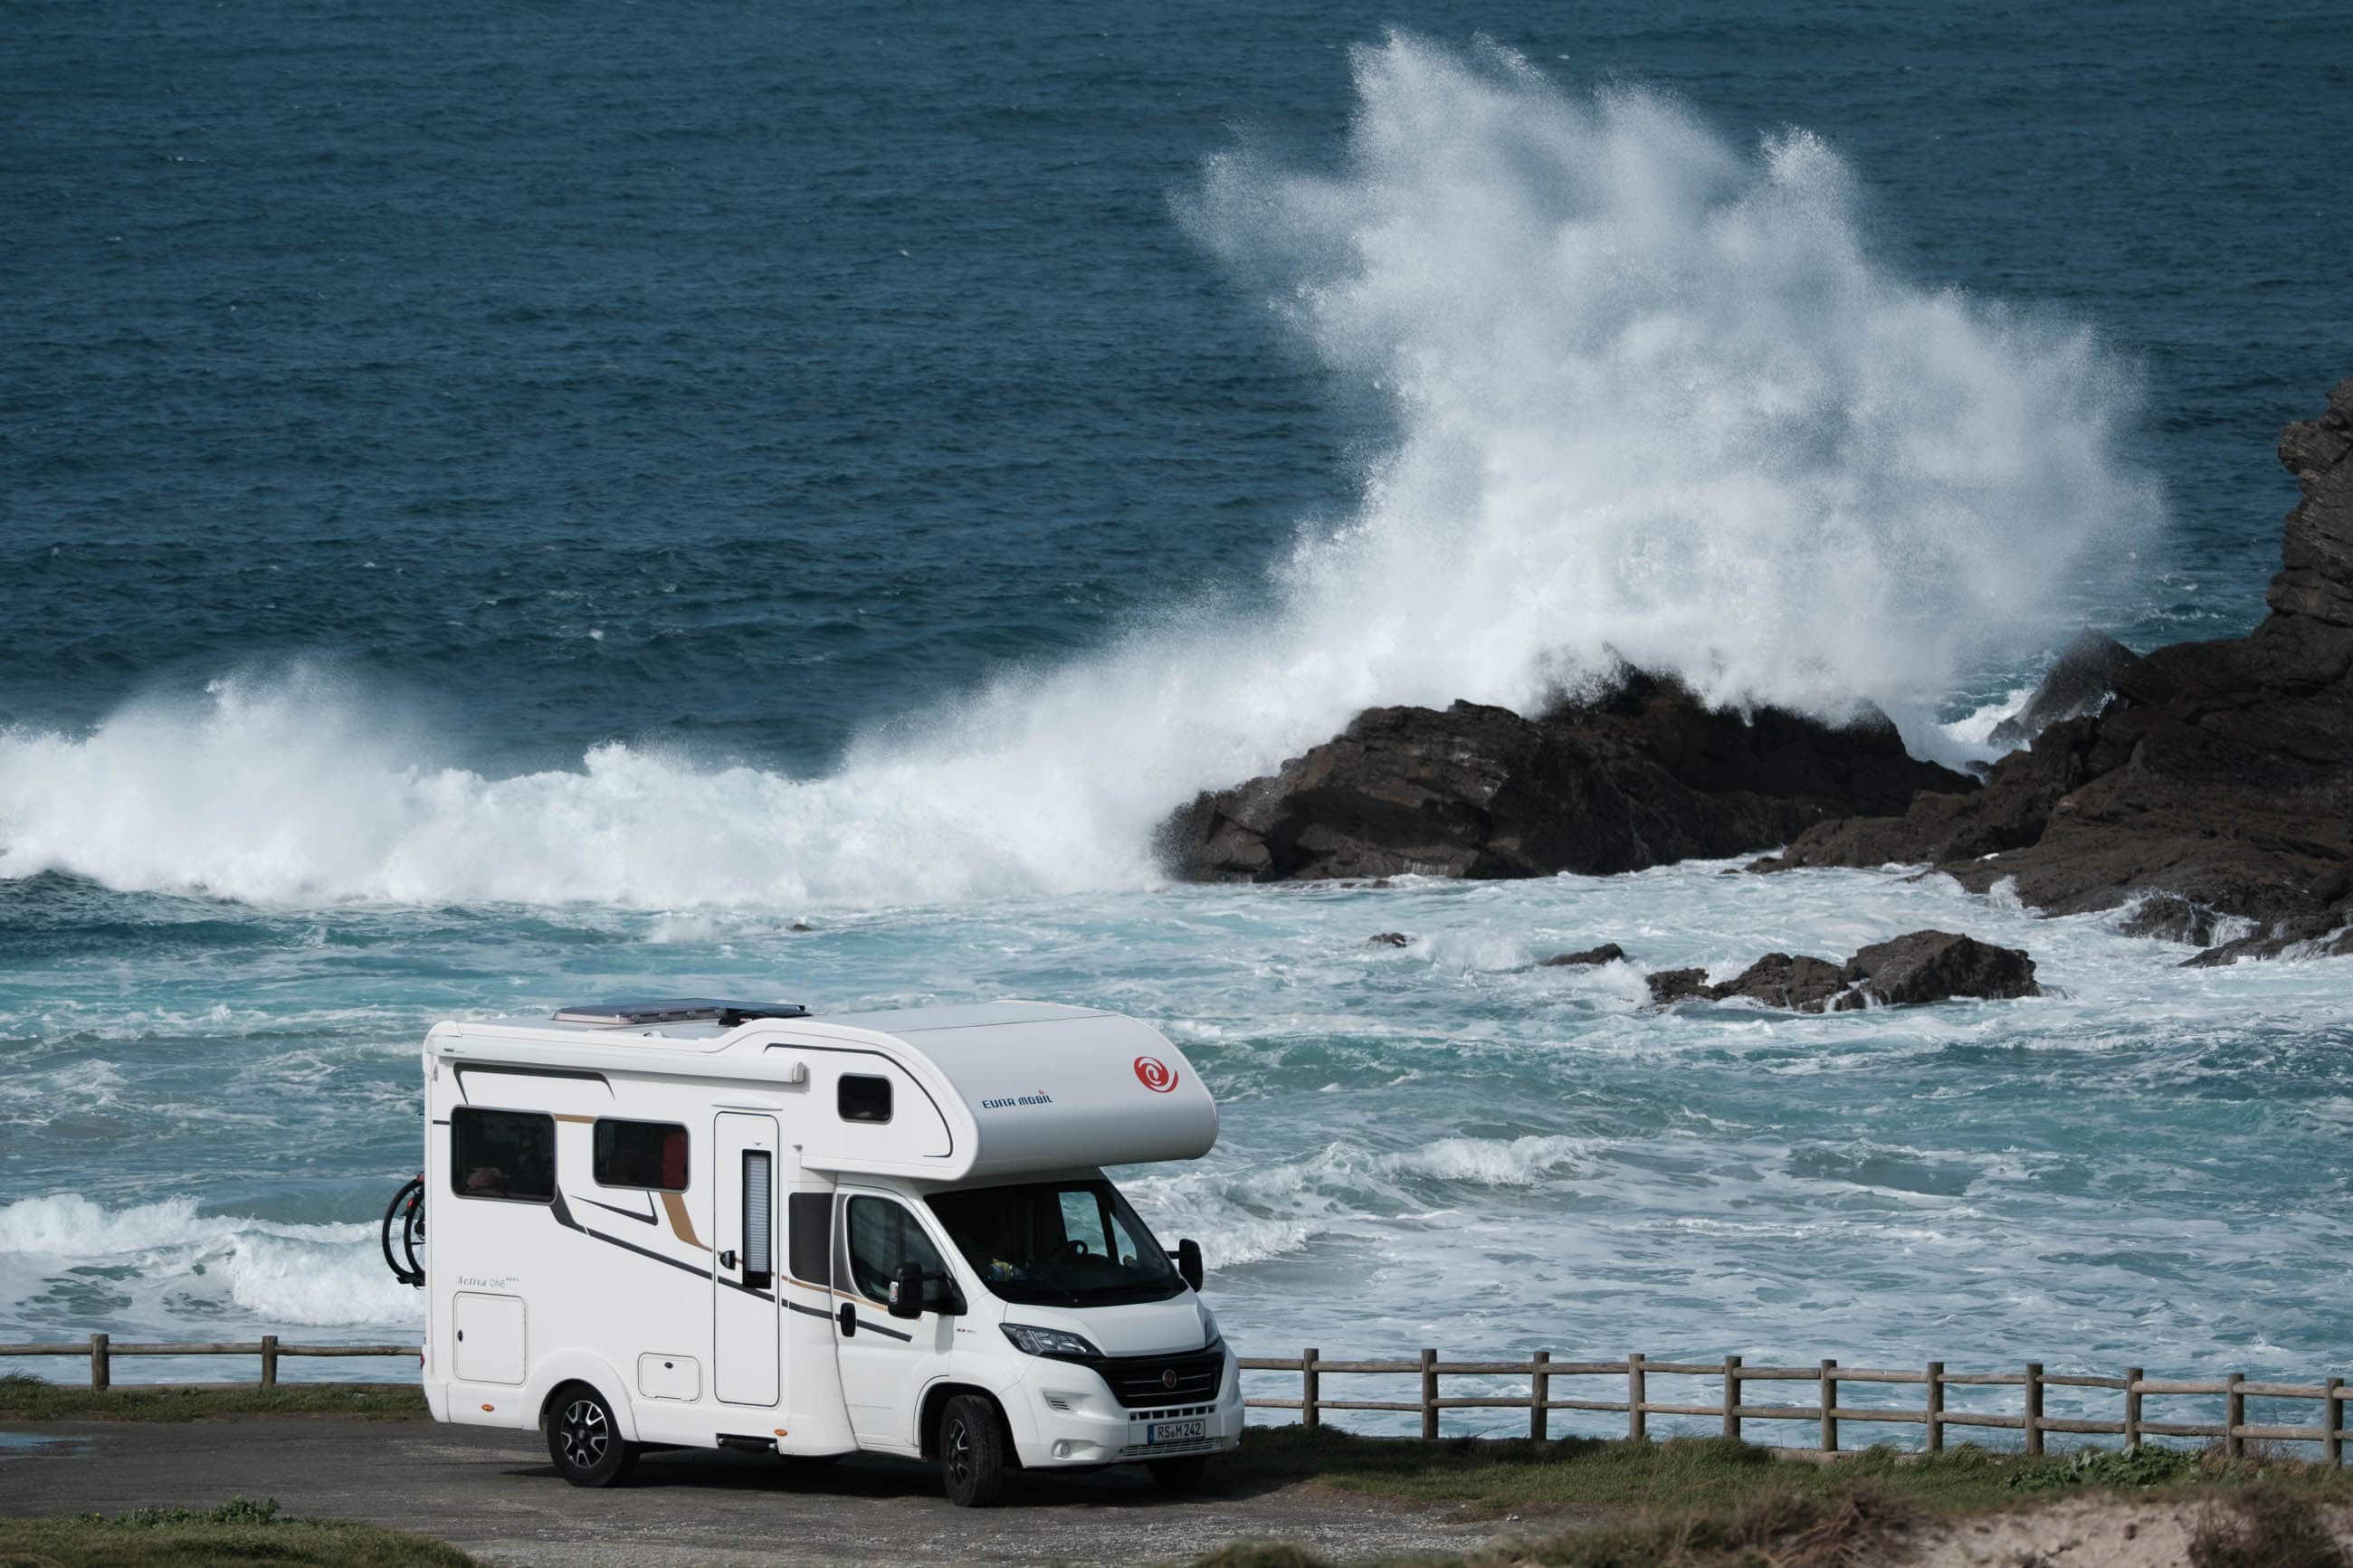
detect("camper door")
(712, 1111), (780, 1406)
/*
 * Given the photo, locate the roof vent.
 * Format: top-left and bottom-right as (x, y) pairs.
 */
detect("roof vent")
(551, 998), (809, 1028)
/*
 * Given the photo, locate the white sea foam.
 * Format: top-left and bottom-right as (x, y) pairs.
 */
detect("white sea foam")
(0, 1193), (419, 1330)
(0, 38), (2153, 910)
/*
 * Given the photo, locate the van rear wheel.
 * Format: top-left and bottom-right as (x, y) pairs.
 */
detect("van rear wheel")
(548, 1384), (638, 1487)
(1148, 1455), (1210, 1492)
(938, 1393), (1007, 1508)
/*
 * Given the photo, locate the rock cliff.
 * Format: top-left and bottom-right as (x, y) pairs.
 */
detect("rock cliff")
(1755, 379), (2353, 962)
(1156, 672), (1972, 883)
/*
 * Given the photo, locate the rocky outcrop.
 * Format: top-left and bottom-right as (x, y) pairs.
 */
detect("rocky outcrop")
(1758, 379), (2353, 964)
(1646, 931), (2040, 1012)
(2117, 894), (2219, 946)
(1539, 942), (1625, 967)
(1986, 630), (2147, 749)
(1157, 672), (1972, 884)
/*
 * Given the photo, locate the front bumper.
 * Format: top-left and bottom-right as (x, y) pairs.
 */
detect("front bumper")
(1008, 1352), (1244, 1467)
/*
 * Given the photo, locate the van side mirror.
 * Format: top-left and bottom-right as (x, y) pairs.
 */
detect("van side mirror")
(888, 1262), (925, 1320)
(1173, 1238), (1204, 1293)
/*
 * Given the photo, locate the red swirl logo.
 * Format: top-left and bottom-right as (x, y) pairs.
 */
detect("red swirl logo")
(1133, 1055), (1178, 1093)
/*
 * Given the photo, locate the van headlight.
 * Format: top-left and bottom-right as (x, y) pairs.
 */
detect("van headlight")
(1199, 1306), (1223, 1353)
(1000, 1323), (1102, 1361)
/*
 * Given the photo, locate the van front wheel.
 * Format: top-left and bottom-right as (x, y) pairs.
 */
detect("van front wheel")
(548, 1384), (638, 1487)
(938, 1393), (1007, 1507)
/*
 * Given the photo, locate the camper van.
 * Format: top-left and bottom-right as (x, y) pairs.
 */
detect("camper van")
(379, 997), (1239, 1506)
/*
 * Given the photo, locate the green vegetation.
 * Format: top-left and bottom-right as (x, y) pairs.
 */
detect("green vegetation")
(0, 1497), (477, 1567)
(1215, 1426), (2353, 1519)
(1188, 1429), (2353, 1566)
(0, 1378), (427, 1422)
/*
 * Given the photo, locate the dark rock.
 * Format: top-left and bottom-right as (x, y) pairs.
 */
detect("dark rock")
(1758, 378), (2353, 959)
(1843, 930), (2041, 1005)
(2118, 894), (2216, 946)
(1645, 967), (1710, 1004)
(790, 921), (814, 933)
(1540, 942), (1625, 967)
(2184, 913), (2353, 967)
(1645, 929), (2038, 1012)
(1158, 670), (1972, 884)
(1986, 630), (2148, 749)
(1710, 952), (1853, 1012)
(1367, 931), (1411, 947)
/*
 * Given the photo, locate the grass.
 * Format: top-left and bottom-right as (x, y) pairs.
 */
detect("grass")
(0, 1497), (477, 1567)
(0, 1376), (427, 1422)
(1214, 1426), (2353, 1519)
(1187, 1429), (2353, 1565)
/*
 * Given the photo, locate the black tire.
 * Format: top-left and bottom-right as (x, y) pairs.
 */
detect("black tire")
(1148, 1455), (1210, 1493)
(938, 1392), (1008, 1508)
(547, 1384), (639, 1487)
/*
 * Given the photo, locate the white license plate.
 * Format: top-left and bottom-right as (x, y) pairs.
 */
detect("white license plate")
(1145, 1419), (1205, 1445)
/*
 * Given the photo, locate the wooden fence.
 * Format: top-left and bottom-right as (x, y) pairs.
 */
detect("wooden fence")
(1238, 1350), (2351, 1465)
(0, 1335), (414, 1390)
(7, 1335), (2344, 1467)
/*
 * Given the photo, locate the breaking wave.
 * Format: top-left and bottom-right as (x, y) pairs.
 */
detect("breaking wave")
(0, 36), (2153, 910)
(0, 1193), (423, 1330)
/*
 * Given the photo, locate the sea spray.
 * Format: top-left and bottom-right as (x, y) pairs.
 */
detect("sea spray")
(0, 39), (2155, 910)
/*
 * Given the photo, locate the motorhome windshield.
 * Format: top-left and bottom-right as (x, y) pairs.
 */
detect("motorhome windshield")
(927, 1178), (1184, 1307)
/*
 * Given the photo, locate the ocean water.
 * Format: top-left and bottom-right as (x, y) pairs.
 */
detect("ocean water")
(5, 0), (2352, 1433)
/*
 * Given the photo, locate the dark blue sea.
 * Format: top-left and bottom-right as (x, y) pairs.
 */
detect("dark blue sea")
(5, 1), (2350, 1421)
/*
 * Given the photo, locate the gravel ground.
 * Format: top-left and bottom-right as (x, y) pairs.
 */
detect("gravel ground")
(0, 1420), (1512, 1566)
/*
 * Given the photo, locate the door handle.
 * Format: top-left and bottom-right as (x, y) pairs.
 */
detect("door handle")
(718, 1249), (738, 1269)
(836, 1301), (856, 1338)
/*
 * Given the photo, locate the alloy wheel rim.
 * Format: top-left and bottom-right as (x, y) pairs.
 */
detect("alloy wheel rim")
(946, 1416), (972, 1487)
(561, 1399), (609, 1469)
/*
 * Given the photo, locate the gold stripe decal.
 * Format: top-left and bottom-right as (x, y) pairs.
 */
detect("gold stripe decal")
(660, 1191), (707, 1251)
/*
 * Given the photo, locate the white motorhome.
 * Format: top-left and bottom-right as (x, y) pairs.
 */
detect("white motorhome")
(380, 997), (1239, 1506)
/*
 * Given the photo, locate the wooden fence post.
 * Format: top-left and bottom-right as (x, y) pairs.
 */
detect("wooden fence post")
(2225, 1373), (2244, 1459)
(1420, 1348), (1438, 1441)
(1529, 1350), (1549, 1442)
(2124, 1368), (2143, 1450)
(1819, 1359), (1838, 1453)
(2325, 1377), (2343, 1469)
(89, 1332), (109, 1392)
(1721, 1355), (1741, 1443)
(260, 1335), (279, 1388)
(1301, 1348), (1319, 1430)
(2025, 1364), (2043, 1456)
(1925, 1362), (1943, 1453)
(1628, 1354), (1647, 1442)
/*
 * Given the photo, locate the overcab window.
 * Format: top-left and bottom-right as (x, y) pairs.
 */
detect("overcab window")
(593, 1119), (689, 1192)
(450, 1107), (556, 1203)
(838, 1074), (892, 1124)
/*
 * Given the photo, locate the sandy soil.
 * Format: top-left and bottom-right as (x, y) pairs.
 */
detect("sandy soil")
(1905, 1494), (2353, 1568)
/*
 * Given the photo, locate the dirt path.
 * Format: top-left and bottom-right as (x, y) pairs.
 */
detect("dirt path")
(0, 1421), (1509, 1566)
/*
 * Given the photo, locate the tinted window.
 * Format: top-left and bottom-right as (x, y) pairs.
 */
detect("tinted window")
(838, 1074), (892, 1124)
(844, 1196), (950, 1308)
(928, 1178), (1182, 1307)
(450, 1107), (555, 1203)
(593, 1119), (688, 1192)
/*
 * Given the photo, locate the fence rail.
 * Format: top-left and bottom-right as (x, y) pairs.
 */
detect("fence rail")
(0, 1335), (415, 1390)
(8, 1335), (2343, 1467)
(1237, 1350), (2350, 1465)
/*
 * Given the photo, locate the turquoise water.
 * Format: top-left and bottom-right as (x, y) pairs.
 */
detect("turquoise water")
(5, 1), (2351, 1432)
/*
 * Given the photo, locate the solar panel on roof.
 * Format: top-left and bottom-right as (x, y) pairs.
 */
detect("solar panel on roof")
(550, 998), (808, 1027)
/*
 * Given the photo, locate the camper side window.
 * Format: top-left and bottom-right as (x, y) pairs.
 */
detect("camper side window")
(838, 1074), (892, 1124)
(450, 1107), (556, 1203)
(845, 1196), (949, 1308)
(592, 1118), (689, 1192)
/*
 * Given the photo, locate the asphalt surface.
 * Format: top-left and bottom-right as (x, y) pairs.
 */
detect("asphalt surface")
(0, 1420), (1513, 1565)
